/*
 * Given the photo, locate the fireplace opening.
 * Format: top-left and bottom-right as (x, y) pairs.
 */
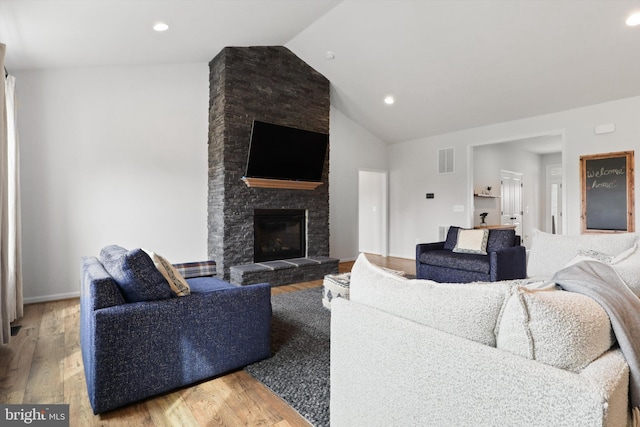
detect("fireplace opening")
(254, 209), (306, 262)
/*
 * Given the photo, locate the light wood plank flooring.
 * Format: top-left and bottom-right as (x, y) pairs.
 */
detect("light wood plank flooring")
(0, 254), (414, 427)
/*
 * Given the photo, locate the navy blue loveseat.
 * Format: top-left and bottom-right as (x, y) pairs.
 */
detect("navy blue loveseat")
(416, 226), (526, 283)
(80, 246), (272, 414)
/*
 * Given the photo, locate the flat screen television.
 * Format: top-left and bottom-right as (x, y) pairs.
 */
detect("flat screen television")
(245, 120), (329, 182)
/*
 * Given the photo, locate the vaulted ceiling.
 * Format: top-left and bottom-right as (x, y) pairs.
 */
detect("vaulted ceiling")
(1, 0), (638, 144)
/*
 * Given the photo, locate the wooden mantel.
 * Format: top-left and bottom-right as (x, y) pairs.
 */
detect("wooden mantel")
(242, 177), (324, 191)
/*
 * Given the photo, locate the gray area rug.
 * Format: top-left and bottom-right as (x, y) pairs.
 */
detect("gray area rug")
(245, 287), (330, 427)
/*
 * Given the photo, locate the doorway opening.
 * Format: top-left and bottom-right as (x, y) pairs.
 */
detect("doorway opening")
(358, 170), (388, 257)
(546, 164), (563, 234)
(470, 131), (564, 247)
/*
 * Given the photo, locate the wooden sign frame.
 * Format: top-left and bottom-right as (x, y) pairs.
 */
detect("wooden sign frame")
(580, 151), (635, 233)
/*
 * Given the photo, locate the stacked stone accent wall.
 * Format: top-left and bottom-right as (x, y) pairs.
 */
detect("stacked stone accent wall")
(208, 46), (331, 279)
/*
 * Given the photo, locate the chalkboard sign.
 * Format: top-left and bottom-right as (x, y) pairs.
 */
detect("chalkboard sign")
(580, 151), (635, 233)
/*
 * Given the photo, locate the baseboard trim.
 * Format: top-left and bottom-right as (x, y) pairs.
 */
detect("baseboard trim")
(387, 252), (416, 261)
(25, 291), (80, 305)
(338, 254), (416, 263)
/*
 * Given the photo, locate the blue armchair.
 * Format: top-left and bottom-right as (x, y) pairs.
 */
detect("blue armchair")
(416, 227), (526, 283)
(80, 248), (272, 414)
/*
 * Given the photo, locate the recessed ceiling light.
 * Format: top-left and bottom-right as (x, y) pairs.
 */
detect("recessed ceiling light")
(153, 22), (169, 32)
(384, 96), (395, 105)
(626, 12), (640, 26)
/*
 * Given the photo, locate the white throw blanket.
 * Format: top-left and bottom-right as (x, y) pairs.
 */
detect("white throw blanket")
(551, 260), (640, 425)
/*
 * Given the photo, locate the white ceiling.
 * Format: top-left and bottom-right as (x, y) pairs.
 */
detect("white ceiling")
(0, 0), (342, 68)
(1, 0), (639, 146)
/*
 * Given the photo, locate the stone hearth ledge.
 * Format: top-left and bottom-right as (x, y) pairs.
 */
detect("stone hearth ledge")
(230, 257), (339, 287)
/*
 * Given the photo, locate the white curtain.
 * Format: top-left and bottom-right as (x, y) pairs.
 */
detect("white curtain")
(1, 43), (24, 344)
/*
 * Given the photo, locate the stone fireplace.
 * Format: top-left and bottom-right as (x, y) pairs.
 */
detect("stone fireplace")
(208, 46), (331, 280)
(253, 209), (306, 263)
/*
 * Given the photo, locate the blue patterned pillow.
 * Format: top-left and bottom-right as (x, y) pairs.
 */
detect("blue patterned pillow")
(99, 245), (173, 302)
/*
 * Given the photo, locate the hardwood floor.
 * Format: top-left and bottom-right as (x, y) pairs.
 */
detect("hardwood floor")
(0, 254), (414, 427)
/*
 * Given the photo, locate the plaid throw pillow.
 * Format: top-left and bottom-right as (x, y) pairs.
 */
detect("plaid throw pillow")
(173, 260), (217, 279)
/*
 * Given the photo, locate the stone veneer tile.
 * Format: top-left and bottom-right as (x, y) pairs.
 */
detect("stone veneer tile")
(229, 257), (339, 287)
(231, 264), (271, 274)
(258, 261), (295, 271)
(208, 46), (331, 280)
(283, 258), (321, 267)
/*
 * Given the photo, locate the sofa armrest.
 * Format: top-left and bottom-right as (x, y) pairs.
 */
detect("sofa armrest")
(81, 283), (271, 413)
(81, 256), (125, 310)
(489, 245), (527, 281)
(416, 242), (446, 280)
(330, 298), (628, 427)
(416, 242), (444, 278)
(416, 242), (445, 260)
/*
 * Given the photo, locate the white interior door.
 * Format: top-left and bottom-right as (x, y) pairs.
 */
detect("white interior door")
(501, 170), (523, 236)
(546, 164), (563, 234)
(358, 170), (388, 256)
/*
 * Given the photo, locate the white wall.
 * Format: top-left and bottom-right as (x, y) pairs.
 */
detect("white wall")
(16, 69), (386, 301)
(329, 107), (388, 261)
(16, 63), (210, 302)
(15, 62), (638, 299)
(388, 135), (469, 258)
(389, 96), (640, 259)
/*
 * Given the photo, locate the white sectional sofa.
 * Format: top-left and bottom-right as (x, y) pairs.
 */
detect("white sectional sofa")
(330, 230), (640, 426)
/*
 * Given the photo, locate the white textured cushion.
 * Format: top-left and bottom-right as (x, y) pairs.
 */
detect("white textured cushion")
(453, 228), (489, 254)
(610, 243), (640, 296)
(349, 253), (511, 347)
(144, 250), (191, 297)
(527, 229), (638, 279)
(563, 243), (640, 296)
(496, 286), (615, 372)
(565, 249), (615, 265)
